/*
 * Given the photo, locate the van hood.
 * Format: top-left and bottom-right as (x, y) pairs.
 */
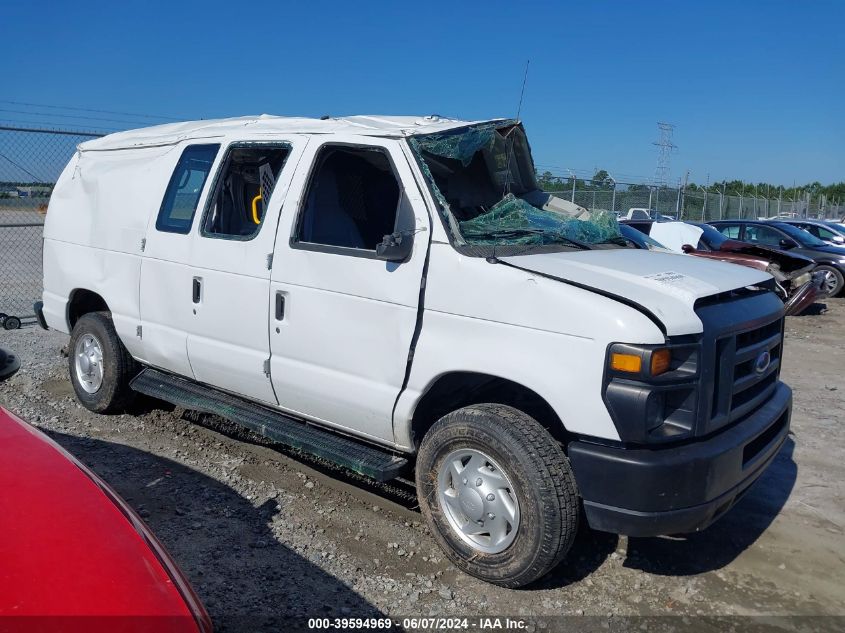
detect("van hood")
(501, 249), (773, 336)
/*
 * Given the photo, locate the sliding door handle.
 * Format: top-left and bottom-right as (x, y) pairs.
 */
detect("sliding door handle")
(192, 277), (202, 304)
(275, 292), (285, 320)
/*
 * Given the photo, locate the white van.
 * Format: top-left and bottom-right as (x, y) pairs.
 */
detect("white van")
(38, 115), (792, 587)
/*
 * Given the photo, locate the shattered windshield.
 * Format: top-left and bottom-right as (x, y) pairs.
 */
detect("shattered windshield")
(409, 122), (622, 252)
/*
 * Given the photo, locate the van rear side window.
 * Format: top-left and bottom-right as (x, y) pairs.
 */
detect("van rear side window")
(156, 144), (220, 234)
(202, 144), (291, 240)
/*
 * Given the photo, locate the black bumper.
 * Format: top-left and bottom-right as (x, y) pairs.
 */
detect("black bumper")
(33, 301), (48, 330)
(569, 381), (792, 537)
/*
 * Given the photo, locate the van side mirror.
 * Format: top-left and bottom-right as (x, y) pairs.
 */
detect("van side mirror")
(779, 238), (797, 249)
(375, 231), (413, 262)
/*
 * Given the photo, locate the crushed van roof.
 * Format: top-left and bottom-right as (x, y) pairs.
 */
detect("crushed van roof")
(79, 114), (504, 152)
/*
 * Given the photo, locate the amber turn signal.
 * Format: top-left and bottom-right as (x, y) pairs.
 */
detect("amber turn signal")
(610, 352), (642, 373)
(650, 349), (672, 376)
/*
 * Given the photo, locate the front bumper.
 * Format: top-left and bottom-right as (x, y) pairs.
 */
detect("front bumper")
(569, 381), (791, 537)
(783, 273), (823, 315)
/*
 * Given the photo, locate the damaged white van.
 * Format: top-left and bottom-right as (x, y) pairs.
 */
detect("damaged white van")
(38, 115), (791, 587)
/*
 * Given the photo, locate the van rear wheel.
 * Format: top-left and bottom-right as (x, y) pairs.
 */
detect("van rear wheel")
(68, 312), (137, 413)
(416, 404), (579, 588)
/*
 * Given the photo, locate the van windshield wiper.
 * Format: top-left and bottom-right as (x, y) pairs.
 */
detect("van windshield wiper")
(463, 228), (594, 250)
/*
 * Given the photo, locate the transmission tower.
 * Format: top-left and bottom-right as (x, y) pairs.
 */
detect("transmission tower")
(653, 122), (676, 186)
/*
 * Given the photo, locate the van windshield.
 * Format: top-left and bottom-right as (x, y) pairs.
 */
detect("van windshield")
(409, 123), (621, 253)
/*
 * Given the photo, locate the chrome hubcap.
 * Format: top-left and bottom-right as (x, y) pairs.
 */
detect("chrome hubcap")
(74, 333), (104, 393)
(437, 448), (520, 554)
(821, 271), (838, 294)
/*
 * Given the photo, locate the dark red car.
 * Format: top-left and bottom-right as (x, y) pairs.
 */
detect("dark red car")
(682, 222), (823, 315)
(0, 404), (212, 633)
(620, 221), (822, 316)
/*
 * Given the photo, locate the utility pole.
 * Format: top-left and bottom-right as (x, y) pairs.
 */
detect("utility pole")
(607, 172), (618, 214)
(567, 169), (577, 203)
(676, 170), (689, 218)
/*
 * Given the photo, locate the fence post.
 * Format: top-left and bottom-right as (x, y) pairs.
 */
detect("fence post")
(702, 188), (708, 222)
(611, 181), (617, 214)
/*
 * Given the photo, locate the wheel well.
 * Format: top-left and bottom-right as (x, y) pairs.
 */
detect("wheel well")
(410, 372), (570, 449)
(67, 289), (109, 329)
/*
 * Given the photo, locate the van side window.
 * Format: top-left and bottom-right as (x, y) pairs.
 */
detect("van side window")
(156, 144), (219, 234)
(202, 144), (291, 239)
(294, 145), (400, 252)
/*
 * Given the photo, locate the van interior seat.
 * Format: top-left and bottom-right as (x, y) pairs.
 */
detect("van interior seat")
(300, 148), (400, 250)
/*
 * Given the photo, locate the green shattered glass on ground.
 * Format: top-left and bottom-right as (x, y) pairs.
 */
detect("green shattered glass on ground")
(459, 194), (622, 245)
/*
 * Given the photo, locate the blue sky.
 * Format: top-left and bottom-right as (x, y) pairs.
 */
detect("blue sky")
(2, 0), (842, 185)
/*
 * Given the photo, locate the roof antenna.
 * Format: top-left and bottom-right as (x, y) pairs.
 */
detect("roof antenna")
(503, 59), (530, 196)
(515, 59), (530, 121)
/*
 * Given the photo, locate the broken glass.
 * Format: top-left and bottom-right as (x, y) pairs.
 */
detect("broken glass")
(459, 194), (621, 246)
(410, 123), (622, 249)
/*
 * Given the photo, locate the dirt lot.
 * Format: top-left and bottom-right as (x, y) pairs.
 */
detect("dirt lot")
(1, 298), (844, 631)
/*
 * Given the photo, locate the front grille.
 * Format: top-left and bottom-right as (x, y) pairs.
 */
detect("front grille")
(708, 316), (783, 432)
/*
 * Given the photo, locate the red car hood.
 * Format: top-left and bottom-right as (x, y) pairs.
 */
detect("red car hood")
(718, 239), (815, 274)
(0, 407), (210, 632)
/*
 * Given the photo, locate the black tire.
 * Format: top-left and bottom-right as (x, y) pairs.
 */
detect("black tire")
(3, 316), (21, 330)
(816, 265), (844, 297)
(68, 311), (138, 413)
(416, 404), (579, 588)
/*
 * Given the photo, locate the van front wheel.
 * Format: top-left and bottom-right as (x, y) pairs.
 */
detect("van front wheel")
(416, 404), (579, 588)
(69, 312), (137, 413)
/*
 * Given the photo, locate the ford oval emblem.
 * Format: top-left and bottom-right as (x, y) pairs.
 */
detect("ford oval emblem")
(754, 351), (771, 374)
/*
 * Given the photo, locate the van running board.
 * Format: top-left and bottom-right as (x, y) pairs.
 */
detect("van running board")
(130, 368), (409, 482)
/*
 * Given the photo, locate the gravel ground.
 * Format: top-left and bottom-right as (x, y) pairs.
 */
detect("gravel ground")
(1, 298), (844, 631)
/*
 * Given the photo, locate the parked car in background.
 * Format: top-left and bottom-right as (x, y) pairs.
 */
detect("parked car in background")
(617, 223), (673, 252)
(620, 219), (703, 253)
(623, 221), (822, 315)
(623, 208), (676, 221)
(774, 219), (845, 246)
(710, 220), (845, 297)
(623, 207), (655, 220)
(0, 406), (212, 631)
(682, 222), (822, 316)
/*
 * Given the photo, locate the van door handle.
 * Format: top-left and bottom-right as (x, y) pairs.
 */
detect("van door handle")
(275, 292), (285, 320)
(192, 277), (202, 304)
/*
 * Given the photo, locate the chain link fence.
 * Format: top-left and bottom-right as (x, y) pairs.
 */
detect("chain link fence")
(0, 126), (102, 323)
(543, 179), (844, 221)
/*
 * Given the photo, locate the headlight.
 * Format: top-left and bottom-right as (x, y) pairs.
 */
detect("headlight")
(610, 347), (671, 376)
(604, 342), (700, 443)
(792, 272), (811, 287)
(607, 344), (695, 380)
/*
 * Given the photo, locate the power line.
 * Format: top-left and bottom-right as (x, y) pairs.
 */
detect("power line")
(0, 99), (183, 121)
(0, 118), (120, 132)
(0, 107), (170, 126)
(0, 151), (44, 183)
